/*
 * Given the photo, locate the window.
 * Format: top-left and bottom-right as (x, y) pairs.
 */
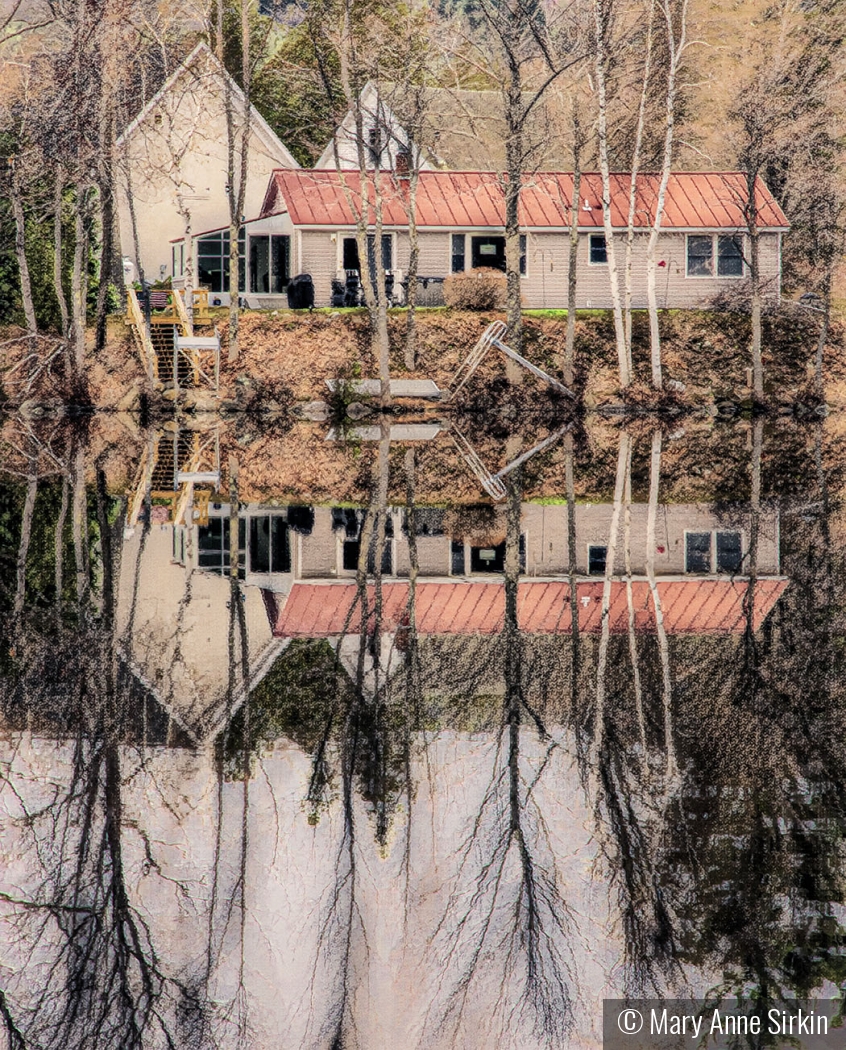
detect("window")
(687, 234), (745, 278)
(197, 517), (246, 578)
(172, 243), (185, 279)
(197, 230), (245, 293)
(249, 516), (291, 575)
(685, 530), (744, 573)
(686, 235), (713, 276)
(451, 234), (466, 273)
(588, 545), (607, 575)
(717, 235), (744, 277)
(403, 508), (445, 537)
(519, 233), (527, 276)
(249, 235), (290, 294)
(367, 233), (393, 272)
(468, 536), (526, 574)
(685, 532), (712, 573)
(716, 531), (743, 573)
(589, 234), (607, 264)
(471, 235), (506, 271)
(342, 536), (393, 574)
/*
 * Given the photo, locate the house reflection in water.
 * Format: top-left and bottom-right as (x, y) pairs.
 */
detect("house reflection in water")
(116, 499), (787, 741)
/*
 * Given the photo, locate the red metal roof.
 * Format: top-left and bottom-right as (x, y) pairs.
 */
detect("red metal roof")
(259, 170), (789, 230)
(270, 579), (788, 638)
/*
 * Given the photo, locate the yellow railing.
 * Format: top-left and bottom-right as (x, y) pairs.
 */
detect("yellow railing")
(125, 288), (158, 382)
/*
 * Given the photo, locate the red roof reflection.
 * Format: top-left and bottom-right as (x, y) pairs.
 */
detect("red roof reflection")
(270, 579), (788, 638)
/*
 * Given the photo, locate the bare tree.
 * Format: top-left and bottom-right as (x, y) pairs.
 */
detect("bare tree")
(591, 0), (630, 387)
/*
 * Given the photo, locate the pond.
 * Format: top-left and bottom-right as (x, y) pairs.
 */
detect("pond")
(1, 410), (845, 1049)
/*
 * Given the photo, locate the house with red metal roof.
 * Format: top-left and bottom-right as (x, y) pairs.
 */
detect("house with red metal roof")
(171, 168), (789, 310)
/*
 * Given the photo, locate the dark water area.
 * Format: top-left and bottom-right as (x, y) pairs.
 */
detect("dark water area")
(2, 409), (846, 1049)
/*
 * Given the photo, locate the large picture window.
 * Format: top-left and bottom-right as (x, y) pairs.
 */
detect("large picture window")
(249, 235), (290, 294)
(197, 230), (245, 293)
(249, 516), (291, 574)
(197, 517), (246, 578)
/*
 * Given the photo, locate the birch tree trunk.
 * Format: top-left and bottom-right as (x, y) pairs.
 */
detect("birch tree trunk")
(646, 0), (687, 390)
(565, 103), (583, 388)
(71, 184), (88, 375)
(55, 474), (69, 607)
(645, 429), (675, 779)
(565, 432), (581, 719)
(595, 430), (631, 751)
(404, 162), (420, 370)
(814, 268), (831, 395)
(592, 0), (630, 388)
(624, 0), (655, 356)
(747, 172), (764, 400)
(14, 469), (38, 618)
(72, 441), (89, 606)
(623, 458), (646, 750)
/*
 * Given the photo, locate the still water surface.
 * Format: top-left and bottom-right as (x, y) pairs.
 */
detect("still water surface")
(0, 412), (844, 1048)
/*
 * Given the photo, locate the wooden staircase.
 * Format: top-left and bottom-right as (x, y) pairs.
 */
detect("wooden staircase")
(126, 426), (221, 530)
(125, 288), (218, 391)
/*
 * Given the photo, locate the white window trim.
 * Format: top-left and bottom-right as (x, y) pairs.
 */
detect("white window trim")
(685, 233), (746, 279)
(587, 232), (608, 267)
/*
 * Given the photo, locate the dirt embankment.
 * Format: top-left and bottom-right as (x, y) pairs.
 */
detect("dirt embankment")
(1, 306), (842, 417)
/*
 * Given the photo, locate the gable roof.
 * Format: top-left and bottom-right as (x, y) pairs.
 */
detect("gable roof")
(268, 578), (788, 639)
(259, 169), (789, 230)
(316, 81), (569, 172)
(116, 42), (300, 169)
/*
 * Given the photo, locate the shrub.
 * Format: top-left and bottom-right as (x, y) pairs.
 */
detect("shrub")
(444, 267), (507, 311)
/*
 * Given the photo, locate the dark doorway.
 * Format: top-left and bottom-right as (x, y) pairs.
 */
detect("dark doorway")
(471, 235), (506, 272)
(342, 235), (392, 275)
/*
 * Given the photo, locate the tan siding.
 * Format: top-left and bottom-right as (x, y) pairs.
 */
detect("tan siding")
(574, 231), (782, 310)
(297, 227), (781, 309)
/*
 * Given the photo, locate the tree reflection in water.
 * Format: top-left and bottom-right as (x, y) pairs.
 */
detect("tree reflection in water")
(1, 415), (846, 1047)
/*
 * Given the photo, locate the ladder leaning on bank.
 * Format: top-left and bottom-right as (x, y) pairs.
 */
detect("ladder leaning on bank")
(447, 320), (576, 402)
